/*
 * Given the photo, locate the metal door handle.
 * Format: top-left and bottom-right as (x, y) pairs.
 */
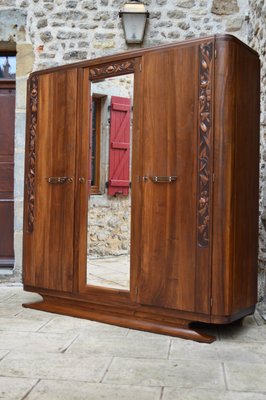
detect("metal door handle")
(150, 176), (177, 183)
(47, 177), (73, 184)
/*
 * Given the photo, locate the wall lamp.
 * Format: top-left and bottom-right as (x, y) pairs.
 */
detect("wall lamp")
(119, 1), (150, 44)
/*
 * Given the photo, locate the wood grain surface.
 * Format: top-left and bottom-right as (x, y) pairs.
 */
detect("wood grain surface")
(23, 69), (78, 291)
(23, 35), (260, 341)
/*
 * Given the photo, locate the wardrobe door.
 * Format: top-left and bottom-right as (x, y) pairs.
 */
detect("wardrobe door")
(23, 68), (78, 292)
(135, 42), (214, 314)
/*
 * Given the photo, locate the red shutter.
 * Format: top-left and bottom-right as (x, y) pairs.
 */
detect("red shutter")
(88, 97), (92, 191)
(108, 96), (131, 196)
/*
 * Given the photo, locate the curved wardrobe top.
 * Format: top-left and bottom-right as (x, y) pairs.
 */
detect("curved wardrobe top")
(29, 34), (258, 78)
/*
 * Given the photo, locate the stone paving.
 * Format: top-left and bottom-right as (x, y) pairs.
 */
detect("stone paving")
(0, 287), (266, 400)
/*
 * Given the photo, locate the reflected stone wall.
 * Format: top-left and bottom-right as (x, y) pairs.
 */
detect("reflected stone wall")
(88, 74), (133, 257)
(88, 195), (131, 256)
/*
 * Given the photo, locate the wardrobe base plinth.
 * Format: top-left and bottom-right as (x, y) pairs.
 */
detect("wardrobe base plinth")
(23, 296), (216, 343)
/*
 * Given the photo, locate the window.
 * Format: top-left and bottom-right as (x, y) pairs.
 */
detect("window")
(90, 96), (101, 194)
(0, 55), (16, 80)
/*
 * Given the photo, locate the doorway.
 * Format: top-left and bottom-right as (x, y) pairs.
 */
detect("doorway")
(0, 53), (16, 271)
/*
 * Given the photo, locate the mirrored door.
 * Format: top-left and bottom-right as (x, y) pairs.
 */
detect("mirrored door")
(86, 73), (134, 291)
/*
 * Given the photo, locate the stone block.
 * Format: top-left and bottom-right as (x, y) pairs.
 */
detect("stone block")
(190, 8), (208, 16)
(37, 18), (48, 29)
(16, 77), (27, 111)
(102, 22), (115, 29)
(93, 40), (115, 49)
(111, 0), (124, 6)
(225, 361), (266, 392)
(14, 200), (24, 231)
(93, 11), (110, 21)
(94, 32), (115, 39)
(226, 17), (243, 32)
(67, 333), (170, 359)
(97, 232), (109, 241)
(150, 12), (161, 19)
(63, 51), (88, 60)
(216, 340), (266, 364)
(154, 21), (173, 28)
(178, 21), (190, 30)
(78, 41), (90, 48)
(167, 31), (181, 39)
(14, 231), (23, 272)
(52, 11), (87, 20)
(51, 21), (65, 27)
(176, 0), (195, 8)
(14, 152), (25, 198)
(0, 352), (112, 382)
(16, 44), (34, 77)
(169, 340), (219, 361)
(25, 380), (161, 400)
(39, 52), (56, 59)
(163, 388), (266, 400)
(44, 4), (54, 10)
(0, 377), (37, 400)
(56, 30), (83, 39)
(82, 0), (97, 10)
(79, 23), (99, 29)
(48, 44), (59, 51)
(34, 11), (45, 17)
(40, 31), (53, 42)
(15, 112), (26, 148)
(17, 26), (26, 42)
(66, 0), (78, 7)
(211, 0), (239, 15)
(104, 357), (225, 389)
(0, 330), (77, 353)
(167, 10), (186, 19)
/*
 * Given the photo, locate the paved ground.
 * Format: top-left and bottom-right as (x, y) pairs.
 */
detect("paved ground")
(0, 287), (266, 400)
(87, 255), (130, 289)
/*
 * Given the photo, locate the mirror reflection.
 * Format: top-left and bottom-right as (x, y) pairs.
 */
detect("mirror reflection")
(86, 73), (134, 290)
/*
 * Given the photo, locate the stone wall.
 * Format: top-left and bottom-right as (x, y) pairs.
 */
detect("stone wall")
(23, 0), (250, 71)
(0, 4), (34, 283)
(0, 0), (265, 294)
(248, 0), (266, 302)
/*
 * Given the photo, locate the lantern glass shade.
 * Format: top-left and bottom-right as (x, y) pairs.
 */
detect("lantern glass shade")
(119, 2), (149, 44)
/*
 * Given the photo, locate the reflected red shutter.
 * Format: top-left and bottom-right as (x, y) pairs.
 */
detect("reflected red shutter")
(108, 96), (131, 196)
(88, 97), (92, 190)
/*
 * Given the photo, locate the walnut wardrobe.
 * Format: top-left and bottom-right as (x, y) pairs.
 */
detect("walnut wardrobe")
(23, 34), (260, 343)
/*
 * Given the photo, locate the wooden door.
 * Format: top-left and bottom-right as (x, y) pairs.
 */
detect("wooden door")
(135, 42), (214, 314)
(23, 69), (78, 292)
(0, 81), (15, 269)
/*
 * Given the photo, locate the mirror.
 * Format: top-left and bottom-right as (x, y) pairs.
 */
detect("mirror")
(86, 73), (134, 291)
